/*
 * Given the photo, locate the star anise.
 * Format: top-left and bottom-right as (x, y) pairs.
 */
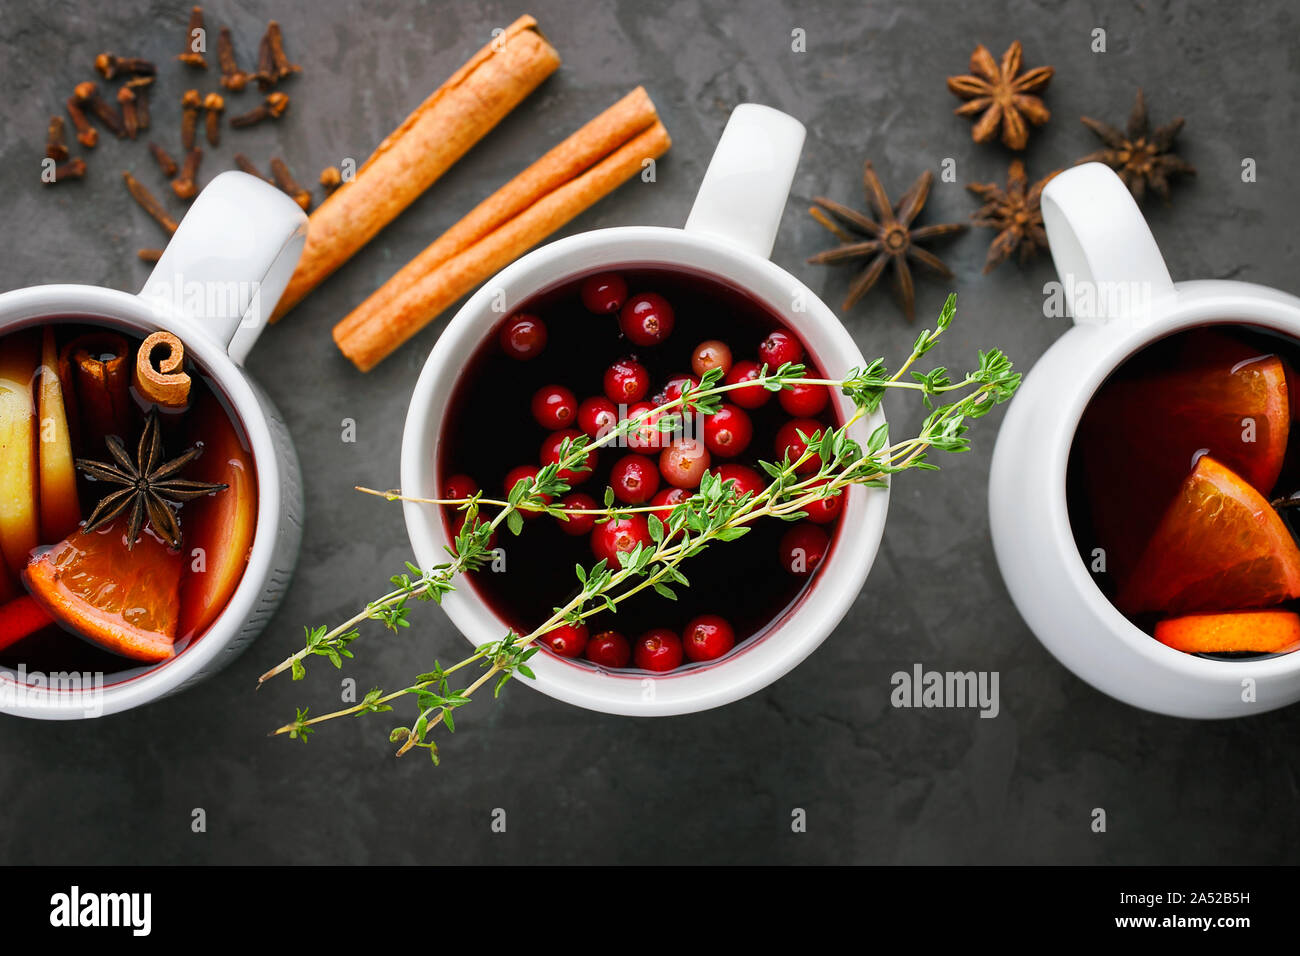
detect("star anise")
(1078, 88), (1196, 203)
(808, 162), (967, 322)
(76, 411), (228, 550)
(947, 41), (1054, 150)
(967, 160), (1061, 273)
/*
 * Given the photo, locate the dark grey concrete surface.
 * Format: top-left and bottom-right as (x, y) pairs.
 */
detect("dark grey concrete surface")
(1, 0), (1297, 865)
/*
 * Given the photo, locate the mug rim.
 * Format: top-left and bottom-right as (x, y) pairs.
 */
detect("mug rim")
(1049, 284), (1300, 680)
(401, 225), (890, 716)
(0, 283), (288, 719)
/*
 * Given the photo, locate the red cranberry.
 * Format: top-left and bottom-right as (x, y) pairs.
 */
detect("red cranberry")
(635, 628), (683, 672)
(504, 464), (551, 519)
(531, 384), (577, 429)
(625, 401), (664, 450)
(610, 454), (661, 504)
(591, 514), (653, 567)
(540, 429), (595, 485)
(683, 614), (736, 662)
(780, 523), (829, 576)
(556, 492), (598, 536)
(725, 360), (771, 409)
(649, 486), (690, 523)
(775, 418), (825, 473)
(691, 339), (733, 378)
(660, 438), (711, 488)
(450, 514), (498, 551)
(586, 630), (631, 668)
(619, 292), (675, 346)
(713, 464), (765, 498)
(604, 357), (650, 403)
(580, 272), (628, 314)
(443, 474), (478, 501)
(656, 373), (699, 407)
(499, 314), (547, 360)
(759, 328), (803, 369)
(780, 382), (829, 417)
(702, 403), (753, 458)
(803, 479), (844, 524)
(542, 622), (588, 659)
(577, 396), (618, 439)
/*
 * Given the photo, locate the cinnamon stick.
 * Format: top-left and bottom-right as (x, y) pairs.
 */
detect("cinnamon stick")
(270, 15), (560, 322)
(334, 103), (671, 372)
(60, 333), (132, 447)
(133, 331), (192, 408)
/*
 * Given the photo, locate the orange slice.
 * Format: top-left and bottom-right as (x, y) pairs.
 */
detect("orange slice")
(22, 522), (183, 662)
(1117, 456), (1300, 616)
(1155, 610), (1300, 654)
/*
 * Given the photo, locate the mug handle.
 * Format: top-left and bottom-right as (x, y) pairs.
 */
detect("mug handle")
(684, 104), (806, 260)
(1040, 162), (1175, 326)
(138, 171), (307, 364)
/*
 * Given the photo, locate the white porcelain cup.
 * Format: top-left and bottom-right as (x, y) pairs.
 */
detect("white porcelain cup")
(0, 172), (307, 719)
(990, 162), (1300, 718)
(401, 105), (889, 716)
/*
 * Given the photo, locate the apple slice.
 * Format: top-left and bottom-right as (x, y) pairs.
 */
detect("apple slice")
(0, 330), (40, 582)
(177, 393), (257, 639)
(37, 326), (80, 542)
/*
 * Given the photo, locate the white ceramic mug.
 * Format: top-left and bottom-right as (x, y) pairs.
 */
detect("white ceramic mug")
(401, 105), (889, 716)
(0, 172), (307, 719)
(990, 162), (1300, 718)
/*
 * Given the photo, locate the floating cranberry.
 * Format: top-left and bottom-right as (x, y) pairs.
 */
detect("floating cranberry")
(725, 360), (771, 409)
(443, 473), (478, 501)
(691, 339), (733, 378)
(556, 492), (598, 536)
(604, 357), (650, 403)
(683, 614), (736, 662)
(619, 292), (675, 346)
(542, 622), (588, 659)
(780, 523), (829, 576)
(540, 429), (595, 485)
(775, 418), (825, 474)
(635, 628), (683, 672)
(660, 438), (711, 489)
(759, 328), (803, 369)
(577, 396), (618, 439)
(504, 464), (550, 519)
(586, 630), (631, 668)
(780, 382), (829, 417)
(625, 401), (664, 451)
(702, 403), (753, 458)
(450, 514), (498, 552)
(580, 272), (628, 314)
(499, 314), (547, 360)
(591, 514), (653, 567)
(531, 384), (577, 429)
(803, 479), (844, 524)
(611, 453), (661, 504)
(649, 486), (690, 523)
(658, 372), (698, 405)
(713, 463), (765, 498)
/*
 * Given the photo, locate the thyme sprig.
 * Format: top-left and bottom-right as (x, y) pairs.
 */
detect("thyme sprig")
(265, 295), (1020, 762)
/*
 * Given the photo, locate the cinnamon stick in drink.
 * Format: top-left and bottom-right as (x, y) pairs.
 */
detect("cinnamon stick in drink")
(270, 15), (560, 321)
(333, 89), (671, 371)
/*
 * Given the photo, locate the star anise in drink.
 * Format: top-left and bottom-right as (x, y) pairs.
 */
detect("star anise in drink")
(76, 411), (228, 550)
(1078, 88), (1196, 203)
(808, 161), (967, 322)
(947, 41), (1054, 150)
(967, 160), (1061, 273)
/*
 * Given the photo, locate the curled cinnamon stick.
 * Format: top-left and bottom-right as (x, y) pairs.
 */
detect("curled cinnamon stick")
(133, 331), (192, 408)
(334, 92), (671, 371)
(270, 15), (560, 322)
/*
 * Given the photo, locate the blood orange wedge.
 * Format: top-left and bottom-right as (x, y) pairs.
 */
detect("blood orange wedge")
(22, 522), (183, 663)
(1077, 330), (1290, 584)
(1116, 456), (1300, 616)
(1155, 610), (1300, 654)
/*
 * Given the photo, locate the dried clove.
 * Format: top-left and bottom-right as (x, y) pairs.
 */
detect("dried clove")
(46, 116), (69, 162)
(229, 91), (290, 128)
(217, 27), (250, 92)
(233, 152), (274, 185)
(255, 28), (275, 91)
(94, 53), (156, 80)
(270, 156), (310, 211)
(319, 165), (343, 196)
(43, 158), (87, 185)
(123, 171), (179, 233)
(177, 6), (208, 68)
(65, 97), (97, 148)
(203, 92), (224, 147)
(180, 89), (202, 151)
(265, 21), (301, 81)
(74, 81), (125, 138)
(117, 86), (139, 140)
(172, 148), (203, 201)
(148, 141), (179, 179)
(127, 76), (153, 130)
(137, 248), (164, 263)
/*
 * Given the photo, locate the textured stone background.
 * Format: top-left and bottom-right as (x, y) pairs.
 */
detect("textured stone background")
(1, 0), (1297, 864)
